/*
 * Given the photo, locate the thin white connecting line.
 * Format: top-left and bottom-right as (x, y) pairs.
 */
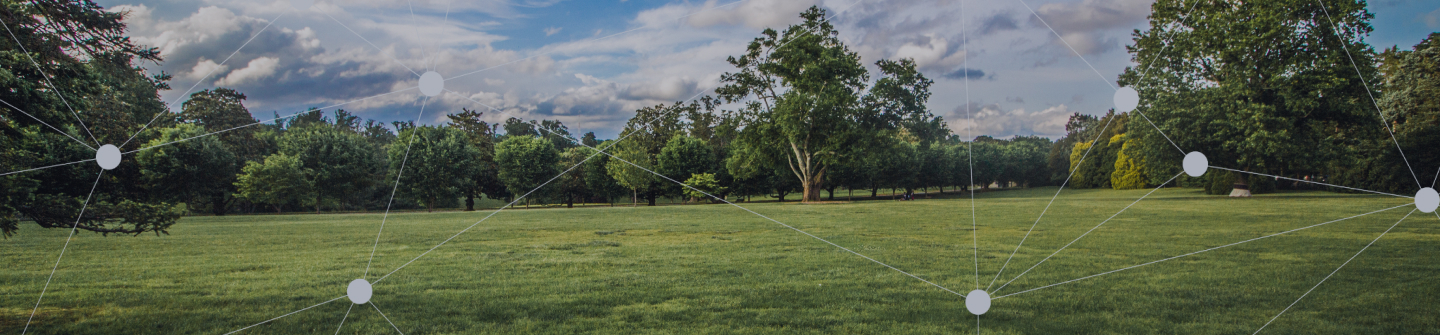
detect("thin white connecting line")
(407, 1), (442, 73)
(1132, 0), (1203, 84)
(222, 295), (348, 335)
(961, 0), (979, 294)
(993, 203), (1412, 300)
(988, 114), (1118, 290)
(120, 11), (287, 149)
(364, 95), (428, 279)
(1252, 208), (1415, 334)
(369, 128), (610, 284)
(435, 1), (451, 72)
(961, 3), (980, 333)
(1315, 0), (1423, 189)
(1432, 165), (1439, 188)
(453, 67), (961, 295)
(961, 1), (984, 329)
(0, 97), (96, 151)
(343, 4), (446, 330)
(1209, 166), (1412, 198)
(334, 304), (354, 335)
(124, 87), (419, 155)
(1129, 108), (1184, 155)
(320, 10), (423, 78)
(416, 1), (452, 73)
(371, 301), (405, 334)
(573, 137), (972, 298)
(443, 0), (750, 83)
(0, 159), (95, 177)
(408, 2), (877, 288)
(1126, 0), (1205, 155)
(22, 169), (104, 335)
(368, 90), (705, 285)
(992, 172), (1184, 294)
(247, 0), (847, 321)
(0, 17), (99, 146)
(408, 1), (426, 65)
(1013, 0), (1116, 90)
(984, 0), (1203, 291)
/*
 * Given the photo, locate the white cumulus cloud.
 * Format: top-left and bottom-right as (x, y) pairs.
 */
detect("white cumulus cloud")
(217, 57), (280, 86)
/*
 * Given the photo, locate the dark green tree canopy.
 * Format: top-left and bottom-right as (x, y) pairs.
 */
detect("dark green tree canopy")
(448, 108), (506, 209)
(495, 135), (560, 201)
(179, 88), (262, 160)
(2, 0), (178, 237)
(718, 6), (935, 202)
(279, 119), (385, 212)
(391, 125), (479, 211)
(657, 135), (715, 196)
(1122, 0), (1379, 181)
(583, 140), (627, 204)
(234, 153), (312, 213)
(136, 124), (239, 215)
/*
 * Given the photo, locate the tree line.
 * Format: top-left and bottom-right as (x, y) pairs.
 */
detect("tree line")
(5, 1), (1437, 238)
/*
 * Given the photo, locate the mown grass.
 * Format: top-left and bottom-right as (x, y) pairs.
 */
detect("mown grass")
(3, 187), (1437, 334)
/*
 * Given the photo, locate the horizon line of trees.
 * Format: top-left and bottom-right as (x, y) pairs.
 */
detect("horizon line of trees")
(5, 1), (1438, 239)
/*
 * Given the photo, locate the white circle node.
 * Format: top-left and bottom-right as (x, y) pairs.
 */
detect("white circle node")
(289, 0), (314, 10)
(419, 71), (444, 97)
(965, 289), (991, 315)
(1183, 151), (1207, 177)
(347, 279), (373, 304)
(96, 144), (121, 170)
(1416, 188), (1438, 213)
(1114, 87), (1140, 113)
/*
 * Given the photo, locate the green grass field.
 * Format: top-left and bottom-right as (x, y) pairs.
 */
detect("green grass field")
(3, 187), (1437, 334)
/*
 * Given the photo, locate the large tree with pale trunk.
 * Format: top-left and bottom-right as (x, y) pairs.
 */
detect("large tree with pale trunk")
(718, 6), (934, 203)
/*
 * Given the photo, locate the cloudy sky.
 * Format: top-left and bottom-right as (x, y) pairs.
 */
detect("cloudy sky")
(97, 0), (1440, 139)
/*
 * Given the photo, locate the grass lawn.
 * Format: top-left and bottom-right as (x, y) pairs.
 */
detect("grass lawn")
(3, 187), (1437, 334)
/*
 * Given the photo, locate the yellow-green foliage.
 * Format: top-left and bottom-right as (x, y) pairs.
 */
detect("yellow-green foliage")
(1110, 134), (1148, 190)
(683, 173), (726, 202)
(1068, 140), (1093, 182)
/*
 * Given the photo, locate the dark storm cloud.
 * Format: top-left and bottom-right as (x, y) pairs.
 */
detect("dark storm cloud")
(979, 12), (1019, 35)
(943, 67), (987, 80)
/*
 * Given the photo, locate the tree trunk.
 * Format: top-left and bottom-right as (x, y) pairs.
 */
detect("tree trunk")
(566, 195), (573, 208)
(801, 183), (818, 202)
(1230, 174), (1252, 197)
(870, 186), (878, 198)
(631, 189), (638, 207)
(785, 142), (829, 203)
(465, 194), (475, 211)
(316, 194), (322, 214)
(800, 169), (824, 203)
(211, 195), (227, 216)
(647, 191), (657, 206)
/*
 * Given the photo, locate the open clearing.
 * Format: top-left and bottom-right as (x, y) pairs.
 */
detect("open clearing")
(3, 187), (1437, 334)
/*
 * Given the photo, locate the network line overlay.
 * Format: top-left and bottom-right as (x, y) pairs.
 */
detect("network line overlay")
(3, 0), (1438, 334)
